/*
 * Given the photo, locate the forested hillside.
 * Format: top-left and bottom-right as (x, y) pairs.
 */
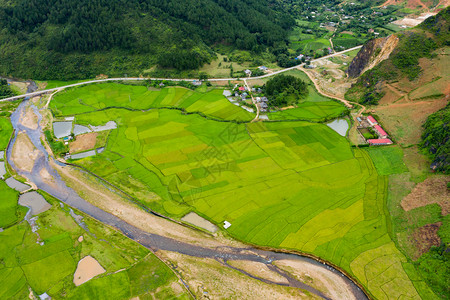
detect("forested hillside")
(0, 0), (294, 80)
(421, 103), (449, 173)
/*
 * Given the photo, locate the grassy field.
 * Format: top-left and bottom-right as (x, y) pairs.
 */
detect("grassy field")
(46, 82), (438, 299)
(50, 83), (255, 122)
(38, 79), (93, 90)
(332, 34), (365, 50)
(266, 69), (347, 121)
(0, 191), (188, 299)
(0, 117), (13, 148)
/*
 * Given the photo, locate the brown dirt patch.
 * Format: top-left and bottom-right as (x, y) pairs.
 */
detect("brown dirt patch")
(374, 98), (449, 144)
(159, 251), (314, 299)
(411, 222), (442, 259)
(11, 132), (40, 173)
(401, 176), (450, 214)
(73, 255), (106, 286)
(228, 260), (289, 284)
(274, 259), (357, 300)
(21, 108), (38, 130)
(70, 132), (98, 153)
(379, 85), (404, 105)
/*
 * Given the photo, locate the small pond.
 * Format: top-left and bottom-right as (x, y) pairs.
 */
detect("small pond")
(70, 150), (96, 160)
(19, 191), (52, 215)
(73, 125), (91, 136)
(327, 119), (349, 137)
(53, 121), (72, 138)
(90, 121), (117, 132)
(5, 177), (30, 192)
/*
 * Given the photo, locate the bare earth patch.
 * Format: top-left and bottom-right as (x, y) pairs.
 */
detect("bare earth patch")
(374, 99), (449, 145)
(274, 259), (357, 300)
(401, 176), (450, 215)
(159, 251), (314, 299)
(12, 132), (40, 173)
(21, 108), (39, 130)
(227, 260), (289, 284)
(70, 132), (98, 153)
(411, 223), (442, 259)
(181, 212), (218, 233)
(73, 255), (106, 286)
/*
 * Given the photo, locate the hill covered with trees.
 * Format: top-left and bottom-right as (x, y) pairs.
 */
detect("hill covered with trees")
(421, 103), (449, 173)
(0, 0), (294, 80)
(264, 74), (308, 107)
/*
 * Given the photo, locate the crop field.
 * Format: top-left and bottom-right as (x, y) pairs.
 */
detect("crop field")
(50, 83), (255, 122)
(0, 117), (13, 148)
(47, 82), (437, 299)
(0, 191), (188, 299)
(291, 38), (331, 52)
(332, 34), (365, 50)
(366, 146), (409, 176)
(0, 180), (23, 228)
(266, 70), (347, 121)
(267, 101), (346, 121)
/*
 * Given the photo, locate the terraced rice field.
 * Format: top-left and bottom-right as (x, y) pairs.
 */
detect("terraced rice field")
(49, 83), (433, 299)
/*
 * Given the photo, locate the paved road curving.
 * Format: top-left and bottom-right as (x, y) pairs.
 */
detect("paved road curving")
(0, 45), (362, 103)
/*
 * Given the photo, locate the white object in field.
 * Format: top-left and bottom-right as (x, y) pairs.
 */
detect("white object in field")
(223, 221), (232, 229)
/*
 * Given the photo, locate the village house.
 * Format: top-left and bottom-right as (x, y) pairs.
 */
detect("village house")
(367, 115), (378, 126)
(258, 66), (268, 72)
(374, 125), (388, 139)
(244, 69), (252, 76)
(368, 138), (393, 146)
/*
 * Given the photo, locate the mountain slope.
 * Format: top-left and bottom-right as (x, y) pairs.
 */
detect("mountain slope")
(345, 6), (450, 105)
(0, 0), (294, 80)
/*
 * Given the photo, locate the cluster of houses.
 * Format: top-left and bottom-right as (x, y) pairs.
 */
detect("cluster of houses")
(255, 96), (269, 112)
(357, 115), (393, 146)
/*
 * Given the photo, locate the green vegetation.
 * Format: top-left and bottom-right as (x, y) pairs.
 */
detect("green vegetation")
(346, 7), (450, 105)
(264, 75), (308, 107)
(332, 33), (365, 50)
(0, 180), (24, 228)
(414, 244), (449, 299)
(420, 103), (449, 173)
(0, 79), (16, 100)
(49, 82), (432, 299)
(0, 0), (294, 79)
(44, 130), (68, 157)
(266, 70), (347, 121)
(50, 83), (255, 122)
(366, 146), (408, 176)
(0, 190), (188, 299)
(0, 117), (13, 148)
(40, 79), (92, 90)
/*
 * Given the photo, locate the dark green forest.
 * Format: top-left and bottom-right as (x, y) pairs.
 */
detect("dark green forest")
(420, 103), (449, 173)
(0, 79), (16, 98)
(264, 74), (308, 107)
(0, 0), (294, 80)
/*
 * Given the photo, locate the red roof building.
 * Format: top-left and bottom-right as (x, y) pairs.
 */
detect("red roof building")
(368, 139), (393, 145)
(367, 115), (377, 125)
(238, 86), (245, 91)
(374, 125), (388, 138)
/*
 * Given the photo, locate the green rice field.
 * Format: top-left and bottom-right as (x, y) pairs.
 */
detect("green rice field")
(0, 191), (188, 299)
(49, 83), (435, 299)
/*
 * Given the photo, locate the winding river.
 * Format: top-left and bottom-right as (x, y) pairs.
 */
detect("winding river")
(7, 98), (368, 300)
